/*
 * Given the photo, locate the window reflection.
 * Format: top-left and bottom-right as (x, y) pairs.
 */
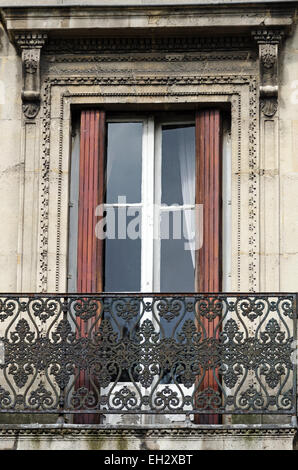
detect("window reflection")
(160, 210), (195, 293)
(104, 208), (142, 292)
(161, 125), (195, 206)
(106, 122), (143, 204)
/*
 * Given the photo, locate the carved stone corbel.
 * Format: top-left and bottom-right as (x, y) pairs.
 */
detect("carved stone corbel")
(252, 29), (284, 118)
(15, 33), (48, 119)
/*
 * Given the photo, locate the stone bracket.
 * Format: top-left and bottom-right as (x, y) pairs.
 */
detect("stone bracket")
(252, 29), (285, 118)
(15, 33), (48, 119)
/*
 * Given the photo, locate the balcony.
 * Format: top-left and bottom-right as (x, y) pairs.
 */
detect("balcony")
(0, 293), (296, 428)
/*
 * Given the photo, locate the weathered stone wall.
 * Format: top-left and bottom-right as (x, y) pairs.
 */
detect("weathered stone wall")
(0, 425), (296, 451)
(0, 23), (21, 292)
(279, 26), (298, 291)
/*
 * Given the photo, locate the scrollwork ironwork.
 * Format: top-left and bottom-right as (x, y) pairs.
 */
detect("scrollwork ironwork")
(0, 294), (296, 419)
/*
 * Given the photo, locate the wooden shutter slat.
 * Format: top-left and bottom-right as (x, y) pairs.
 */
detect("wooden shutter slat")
(75, 109), (106, 425)
(195, 109), (222, 424)
(196, 109), (222, 291)
(77, 110), (105, 295)
(96, 112), (106, 293)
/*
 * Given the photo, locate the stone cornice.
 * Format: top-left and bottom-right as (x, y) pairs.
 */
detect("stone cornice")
(1, 4), (295, 42)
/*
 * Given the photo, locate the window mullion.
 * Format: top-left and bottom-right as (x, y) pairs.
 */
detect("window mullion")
(141, 116), (155, 293)
(153, 123), (162, 293)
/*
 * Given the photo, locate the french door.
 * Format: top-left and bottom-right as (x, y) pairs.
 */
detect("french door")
(104, 116), (197, 294)
(68, 109), (225, 424)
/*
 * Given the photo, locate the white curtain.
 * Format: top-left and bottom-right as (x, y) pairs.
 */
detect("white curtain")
(178, 127), (196, 268)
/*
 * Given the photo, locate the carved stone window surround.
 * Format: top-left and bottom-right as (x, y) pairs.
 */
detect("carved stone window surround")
(33, 74), (258, 296)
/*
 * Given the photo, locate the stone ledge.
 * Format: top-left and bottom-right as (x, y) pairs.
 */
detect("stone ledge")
(0, 1), (295, 7)
(0, 424), (296, 450)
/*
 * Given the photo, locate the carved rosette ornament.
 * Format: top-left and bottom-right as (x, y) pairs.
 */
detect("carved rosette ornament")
(15, 33), (48, 119)
(252, 29), (285, 118)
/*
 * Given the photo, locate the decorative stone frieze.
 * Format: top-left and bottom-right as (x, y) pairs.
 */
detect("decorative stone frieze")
(252, 29), (285, 118)
(43, 35), (254, 55)
(15, 32), (48, 119)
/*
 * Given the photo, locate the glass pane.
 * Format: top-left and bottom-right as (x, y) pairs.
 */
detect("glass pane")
(160, 210), (195, 292)
(161, 124), (195, 206)
(104, 207), (142, 292)
(106, 122), (143, 204)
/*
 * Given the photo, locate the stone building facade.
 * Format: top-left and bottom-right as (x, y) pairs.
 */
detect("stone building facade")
(0, 0), (297, 450)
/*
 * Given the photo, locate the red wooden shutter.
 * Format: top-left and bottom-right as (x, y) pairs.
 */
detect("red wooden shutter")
(77, 110), (105, 295)
(195, 109), (222, 424)
(76, 109), (106, 424)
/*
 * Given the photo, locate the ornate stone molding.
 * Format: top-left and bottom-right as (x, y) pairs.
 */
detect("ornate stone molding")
(15, 32), (48, 119)
(39, 73), (258, 293)
(252, 29), (285, 118)
(0, 425), (296, 438)
(43, 35), (254, 55)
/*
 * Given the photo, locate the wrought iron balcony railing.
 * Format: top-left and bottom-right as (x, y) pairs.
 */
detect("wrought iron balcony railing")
(0, 293), (296, 425)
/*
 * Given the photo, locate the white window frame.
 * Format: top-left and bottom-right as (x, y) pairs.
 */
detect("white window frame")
(105, 115), (198, 294)
(69, 112), (231, 292)
(153, 120), (197, 293)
